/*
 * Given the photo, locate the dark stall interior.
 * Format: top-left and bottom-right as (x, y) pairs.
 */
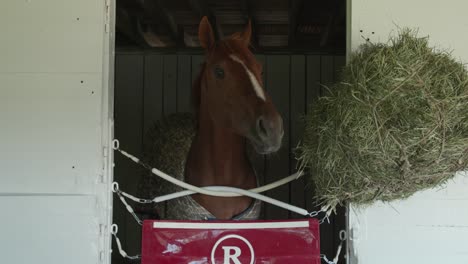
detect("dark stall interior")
(113, 1), (347, 263)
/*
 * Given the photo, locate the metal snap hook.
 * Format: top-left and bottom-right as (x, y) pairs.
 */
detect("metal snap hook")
(308, 211), (319, 218)
(112, 182), (119, 193)
(112, 139), (120, 150)
(111, 224), (118, 235)
(339, 230), (347, 241)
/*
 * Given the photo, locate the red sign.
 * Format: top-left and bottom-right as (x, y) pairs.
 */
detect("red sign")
(142, 219), (320, 264)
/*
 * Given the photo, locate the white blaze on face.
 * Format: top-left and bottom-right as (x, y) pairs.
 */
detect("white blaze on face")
(229, 54), (266, 101)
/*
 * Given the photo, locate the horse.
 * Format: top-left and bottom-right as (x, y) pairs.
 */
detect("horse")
(137, 16), (284, 220)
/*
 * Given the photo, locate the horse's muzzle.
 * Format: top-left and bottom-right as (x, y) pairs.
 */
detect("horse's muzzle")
(251, 115), (284, 154)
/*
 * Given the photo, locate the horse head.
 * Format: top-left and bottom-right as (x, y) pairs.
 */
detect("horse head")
(194, 17), (284, 154)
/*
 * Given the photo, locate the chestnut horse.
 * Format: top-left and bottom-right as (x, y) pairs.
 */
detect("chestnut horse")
(184, 17), (284, 219)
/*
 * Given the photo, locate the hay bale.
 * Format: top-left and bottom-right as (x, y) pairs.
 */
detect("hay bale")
(297, 29), (468, 211)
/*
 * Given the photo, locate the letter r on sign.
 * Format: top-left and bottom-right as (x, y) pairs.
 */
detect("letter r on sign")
(222, 246), (242, 264)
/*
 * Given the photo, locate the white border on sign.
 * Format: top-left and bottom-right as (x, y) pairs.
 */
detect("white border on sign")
(153, 221), (309, 229)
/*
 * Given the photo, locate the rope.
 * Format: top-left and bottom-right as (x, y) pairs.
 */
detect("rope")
(152, 172), (303, 202)
(110, 224), (141, 260)
(112, 139), (311, 216)
(113, 182), (330, 223)
(113, 180), (309, 216)
(110, 140), (346, 262)
(112, 173), (302, 203)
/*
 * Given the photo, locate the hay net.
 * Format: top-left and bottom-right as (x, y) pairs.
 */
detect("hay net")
(297, 29), (468, 211)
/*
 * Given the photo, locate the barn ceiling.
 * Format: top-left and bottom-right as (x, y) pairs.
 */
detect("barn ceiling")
(116, 0), (346, 51)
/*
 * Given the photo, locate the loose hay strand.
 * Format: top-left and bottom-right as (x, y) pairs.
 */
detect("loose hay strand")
(297, 29), (468, 211)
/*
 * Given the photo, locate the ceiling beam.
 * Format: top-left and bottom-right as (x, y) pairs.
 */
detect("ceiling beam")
(143, 0), (185, 47)
(320, 0), (343, 47)
(288, 0), (303, 47)
(240, 0), (259, 48)
(136, 18), (173, 47)
(188, 0), (223, 41)
(116, 6), (149, 47)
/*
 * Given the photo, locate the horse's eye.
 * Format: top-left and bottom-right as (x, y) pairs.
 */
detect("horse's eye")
(214, 66), (224, 79)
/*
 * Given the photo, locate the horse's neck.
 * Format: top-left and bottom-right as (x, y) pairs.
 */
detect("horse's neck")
(185, 109), (255, 188)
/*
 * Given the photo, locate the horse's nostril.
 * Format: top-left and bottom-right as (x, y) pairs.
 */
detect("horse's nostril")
(257, 117), (268, 138)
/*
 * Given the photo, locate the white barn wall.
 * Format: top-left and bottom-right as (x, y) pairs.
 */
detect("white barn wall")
(0, 0), (114, 263)
(347, 0), (468, 263)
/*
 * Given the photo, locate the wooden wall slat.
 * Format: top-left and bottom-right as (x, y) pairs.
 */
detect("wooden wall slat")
(305, 54), (330, 259)
(305, 55), (321, 111)
(143, 54), (163, 134)
(113, 54), (144, 264)
(304, 55), (321, 212)
(289, 55), (306, 219)
(333, 55), (347, 263)
(163, 55), (178, 115)
(177, 55), (192, 113)
(264, 55), (291, 220)
(319, 54), (336, 261)
(333, 56), (346, 82)
(191, 55), (204, 86)
(321, 55), (335, 96)
(143, 54), (165, 220)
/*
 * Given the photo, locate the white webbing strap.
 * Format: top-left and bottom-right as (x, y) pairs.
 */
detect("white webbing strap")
(322, 229), (347, 264)
(112, 140), (311, 216)
(112, 182), (332, 224)
(110, 224), (141, 260)
(113, 179), (309, 216)
(152, 172), (303, 202)
(113, 173), (302, 203)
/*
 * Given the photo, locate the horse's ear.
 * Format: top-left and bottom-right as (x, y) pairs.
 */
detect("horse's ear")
(198, 16), (215, 50)
(240, 19), (252, 46)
